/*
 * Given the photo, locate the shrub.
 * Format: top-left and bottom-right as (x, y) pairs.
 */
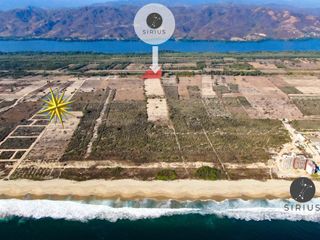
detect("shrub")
(155, 169), (177, 181)
(195, 166), (220, 180)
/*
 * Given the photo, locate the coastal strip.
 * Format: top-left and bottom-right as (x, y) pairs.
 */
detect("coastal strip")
(0, 179), (319, 200)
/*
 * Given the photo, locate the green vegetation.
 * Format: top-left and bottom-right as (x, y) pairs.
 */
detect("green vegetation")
(195, 166), (220, 180)
(279, 86), (302, 95)
(291, 120), (320, 131)
(0, 151), (14, 159)
(168, 98), (290, 163)
(61, 89), (111, 161)
(224, 63), (254, 71)
(155, 169), (177, 181)
(196, 61), (206, 70)
(237, 96), (252, 107)
(89, 101), (181, 163)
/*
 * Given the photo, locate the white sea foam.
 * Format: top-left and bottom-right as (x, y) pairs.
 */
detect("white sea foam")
(0, 199), (319, 222)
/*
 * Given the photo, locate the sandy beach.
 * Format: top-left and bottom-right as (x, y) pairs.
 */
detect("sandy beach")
(0, 179), (319, 200)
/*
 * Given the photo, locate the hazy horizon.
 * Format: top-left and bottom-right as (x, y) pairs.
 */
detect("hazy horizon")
(1, 0), (320, 10)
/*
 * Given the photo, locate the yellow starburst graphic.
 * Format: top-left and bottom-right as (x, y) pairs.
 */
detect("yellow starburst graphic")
(38, 88), (73, 127)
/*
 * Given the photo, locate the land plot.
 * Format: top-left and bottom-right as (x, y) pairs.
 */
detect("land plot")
(0, 151), (15, 159)
(227, 168), (271, 180)
(269, 77), (302, 95)
(25, 112), (82, 162)
(201, 75), (216, 98)
(169, 98), (290, 163)
(0, 137), (36, 149)
(88, 101), (180, 163)
(177, 75), (202, 99)
(293, 98), (320, 116)
(249, 61), (278, 70)
(206, 119), (290, 163)
(291, 120), (320, 131)
(235, 76), (303, 119)
(281, 76), (320, 95)
(0, 101), (41, 141)
(163, 62), (197, 70)
(144, 79), (165, 97)
(109, 77), (145, 101)
(13, 151), (26, 159)
(61, 89), (110, 161)
(146, 98), (169, 124)
(11, 126), (45, 136)
(163, 86), (179, 100)
(223, 97), (249, 118)
(125, 63), (146, 71)
(79, 77), (108, 93)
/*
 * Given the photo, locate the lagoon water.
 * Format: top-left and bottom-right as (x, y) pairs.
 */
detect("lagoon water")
(1, 39), (320, 53)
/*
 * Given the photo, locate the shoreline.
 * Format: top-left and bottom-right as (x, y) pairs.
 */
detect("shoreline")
(0, 179), (319, 201)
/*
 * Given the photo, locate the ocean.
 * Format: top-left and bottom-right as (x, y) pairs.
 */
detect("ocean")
(0, 198), (319, 239)
(1, 39), (320, 53)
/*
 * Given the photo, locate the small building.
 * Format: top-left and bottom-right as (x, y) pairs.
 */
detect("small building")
(293, 155), (308, 170)
(306, 160), (317, 175)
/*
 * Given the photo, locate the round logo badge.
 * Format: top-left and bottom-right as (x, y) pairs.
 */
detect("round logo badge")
(146, 13), (163, 29)
(290, 177), (316, 203)
(134, 3), (175, 45)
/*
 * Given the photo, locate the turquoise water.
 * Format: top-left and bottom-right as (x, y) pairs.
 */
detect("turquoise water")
(0, 39), (320, 53)
(0, 198), (319, 239)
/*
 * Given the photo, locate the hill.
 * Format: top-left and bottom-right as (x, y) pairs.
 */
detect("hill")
(0, 4), (319, 40)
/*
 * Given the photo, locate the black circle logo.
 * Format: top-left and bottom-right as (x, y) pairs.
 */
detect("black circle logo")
(290, 177), (316, 203)
(146, 13), (163, 29)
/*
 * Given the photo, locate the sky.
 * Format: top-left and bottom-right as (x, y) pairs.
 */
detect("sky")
(0, 0), (320, 10)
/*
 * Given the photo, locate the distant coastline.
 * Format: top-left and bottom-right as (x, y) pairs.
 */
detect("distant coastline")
(0, 37), (319, 43)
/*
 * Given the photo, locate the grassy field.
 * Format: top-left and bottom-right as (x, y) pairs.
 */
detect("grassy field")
(291, 120), (320, 131)
(293, 98), (320, 116)
(168, 97), (289, 163)
(88, 101), (181, 163)
(61, 89), (111, 161)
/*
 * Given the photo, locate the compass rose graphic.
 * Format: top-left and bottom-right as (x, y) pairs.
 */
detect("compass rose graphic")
(38, 88), (73, 127)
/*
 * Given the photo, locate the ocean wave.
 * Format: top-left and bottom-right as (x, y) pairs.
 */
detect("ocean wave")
(0, 199), (320, 222)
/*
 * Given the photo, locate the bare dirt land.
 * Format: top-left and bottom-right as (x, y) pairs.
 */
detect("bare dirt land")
(109, 76), (144, 101)
(234, 76), (303, 120)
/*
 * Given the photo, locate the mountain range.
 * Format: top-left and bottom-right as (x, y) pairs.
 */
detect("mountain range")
(2, 0), (320, 10)
(0, 4), (320, 41)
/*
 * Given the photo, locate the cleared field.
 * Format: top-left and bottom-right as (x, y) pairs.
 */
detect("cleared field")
(249, 61), (278, 70)
(146, 98), (169, 124)
(201, 75), (216, 98)
(26, 112), (82, 162)
(282, 76), (320, 95)
(109, 76), (145, 101)
(144, 79), (165, 97)
(235, 76), (303, 119)
(177, 75), (202, 99)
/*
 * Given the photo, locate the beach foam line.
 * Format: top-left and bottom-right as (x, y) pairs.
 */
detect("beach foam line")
(0, 199), (320, 222)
